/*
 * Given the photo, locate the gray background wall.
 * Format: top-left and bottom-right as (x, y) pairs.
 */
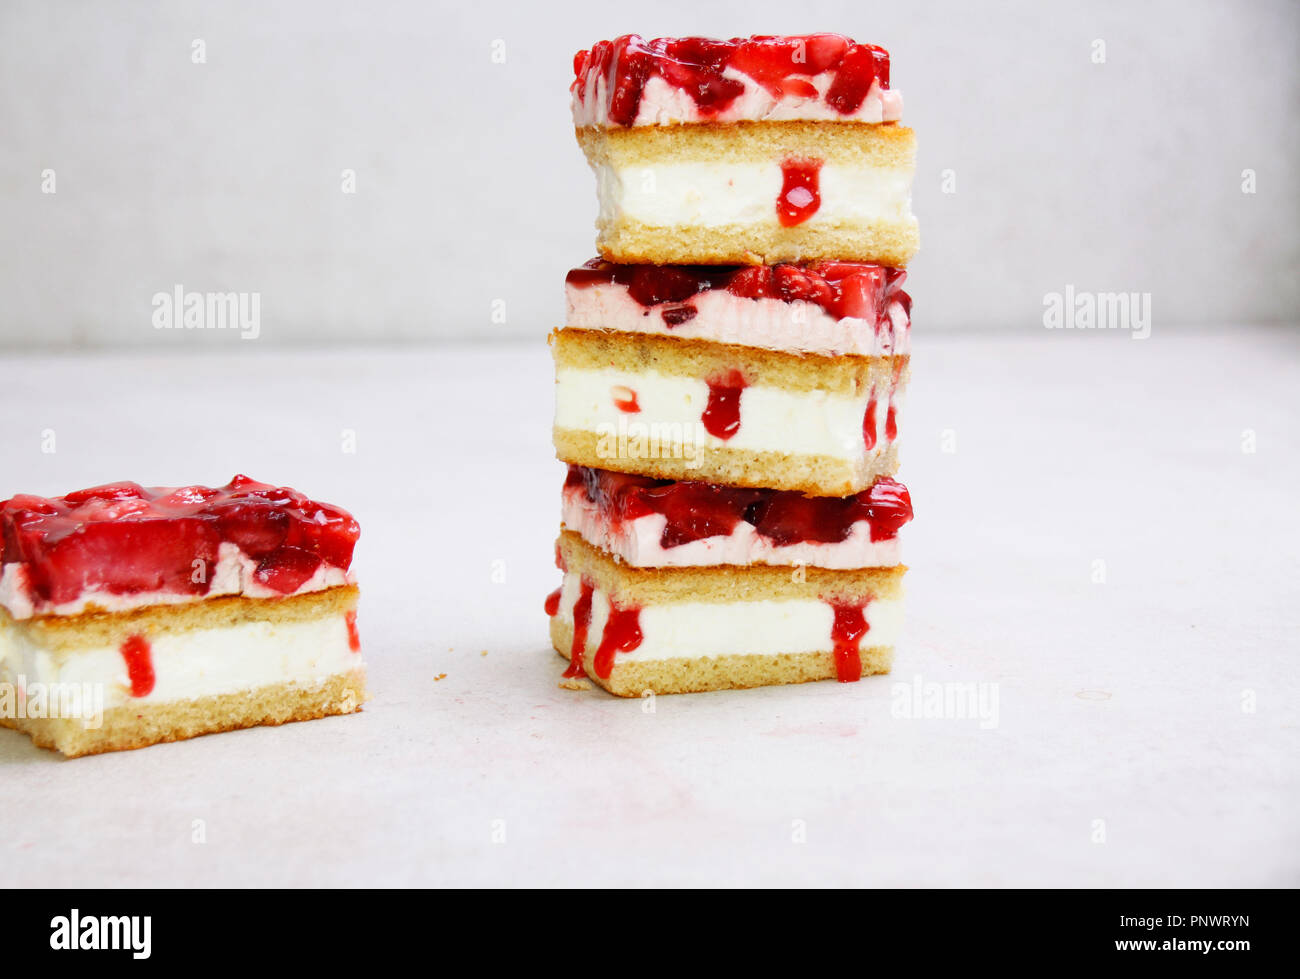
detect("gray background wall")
(1, 0), (1296, 349)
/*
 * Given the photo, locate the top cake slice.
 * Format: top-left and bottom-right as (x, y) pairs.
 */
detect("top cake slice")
(572, 34), (918, 266)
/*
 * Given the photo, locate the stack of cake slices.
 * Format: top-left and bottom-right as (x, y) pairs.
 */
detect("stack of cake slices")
(0, 475), (365, 756)
(547, 34), (918, 696)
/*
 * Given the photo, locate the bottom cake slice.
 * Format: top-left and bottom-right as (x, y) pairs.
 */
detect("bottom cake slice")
(0, 587), (365, 758)
(547, 530), (903, 696)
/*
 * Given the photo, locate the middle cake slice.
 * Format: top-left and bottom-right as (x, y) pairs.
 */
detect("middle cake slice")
(552, 260), (910, 497)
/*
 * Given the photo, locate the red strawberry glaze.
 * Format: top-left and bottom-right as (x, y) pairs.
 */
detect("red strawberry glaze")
(593, 604), (642, 679)
(612, 387), (641, 413)
(777, 158), (822, 226)
(863, 395), (879, 451)
(0, 476), (359, 608)
(567, 259), (909, 326)
(120, 634), (155, 697)
(702, 370), (747, 440)
(345, 610), (361, 652)
(565, 466), (913, 548)
(886, 404), (898, 442)
(544, 587), (562, 617)
(563, 579), (595, 678)
(828, 602), (869, 682)
(572, 35), (892, 126)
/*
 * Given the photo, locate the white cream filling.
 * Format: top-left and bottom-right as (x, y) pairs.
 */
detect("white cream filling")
(0, 541), (353, 620)
(566, 282), (910, 358)
(553, 572), (903, 663)
(573, 68), (903, 127)
(595, 160), (914, 229)
(561, 487), (902, 569)
(0, 611), (361, 713)
(554, 365), (896, 463)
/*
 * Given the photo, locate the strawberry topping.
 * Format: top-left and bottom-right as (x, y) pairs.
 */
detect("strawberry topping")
(1, 476), (359, 606)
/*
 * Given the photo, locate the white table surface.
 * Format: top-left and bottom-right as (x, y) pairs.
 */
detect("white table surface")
(2, 327), (1297, 888)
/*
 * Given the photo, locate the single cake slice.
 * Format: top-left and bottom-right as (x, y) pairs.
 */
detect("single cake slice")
(566, 259), (911, 358)
(572, 35), (917, 265)
(562, 465), (912, 569)
(0, 475), (365, 757)
(546, 530), (904, 695)
(552, 328), (908, 496)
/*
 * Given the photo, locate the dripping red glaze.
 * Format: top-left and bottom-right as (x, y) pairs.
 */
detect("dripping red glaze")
(702, 369), (747, 440)
(563, 579), (595, 678)
(544, 587), (562, 617)
(863, 395), (879, 451)
(120, 634), (155, 698)
(828, 602), (869, 682)
(593, 604), (643, 679)
(777, 158), (822, 226)
(345, 610), (361, 652)
(611, 386), (641, 413)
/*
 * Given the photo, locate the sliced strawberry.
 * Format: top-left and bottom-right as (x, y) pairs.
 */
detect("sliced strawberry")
(773, 264), (834, 306)
(777, 77), (819, 99)
(801, 33), (852, 75)
(824, 43), (879, 114)
(729, 37), (803, 94)
(254, 546), (322, 594)
(726, 265), (778, 300)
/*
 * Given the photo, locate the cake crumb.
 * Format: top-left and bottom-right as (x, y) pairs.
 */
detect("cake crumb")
(480, 650), (488, 656)
(434, 673), (447, 682)
(558, 678), (592, 691)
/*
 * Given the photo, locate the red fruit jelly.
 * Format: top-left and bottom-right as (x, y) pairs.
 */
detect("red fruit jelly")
(0, 475), (359, 607)
(567, 259), (910, 325)
(565, 465), (913, 550)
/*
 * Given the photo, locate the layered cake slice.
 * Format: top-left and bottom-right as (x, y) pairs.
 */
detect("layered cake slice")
(572, 34), (918, 265)
(0, 475), (365, 757)
(551, 326), (908, 496)
(547, 529), (904, 696)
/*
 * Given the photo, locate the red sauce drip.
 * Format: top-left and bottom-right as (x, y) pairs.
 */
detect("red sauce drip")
(829, 602), (869, 682)
(885, 404), (897, 442)
(777, 158), (822, 227)
(345, 610), (361, 652)
(567, 465), (914, 547)
(544, 587), (562, 617)
(863, 395), (879, 451)
(612, 387), (640, 413)
(120, 634), (155, 698)
(703, 370), (747, 440)
(563, 579), (595, 678)
(593, 604), (642, 679)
